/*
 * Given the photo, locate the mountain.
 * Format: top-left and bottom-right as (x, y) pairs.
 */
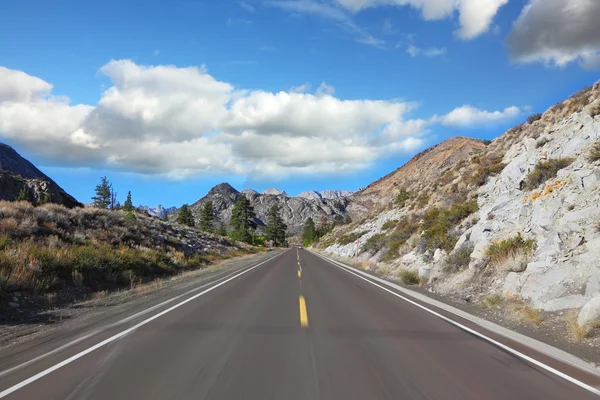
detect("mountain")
(297, 190), (322, 200)
(241, 189), (259, 195)
(262, 188), (288, 196)
(190, 183), (348, 235)
(297, 189), (353, 200)
(319, 81), (600, 325)
(137, 204), (177, 218)
(0, 143), (81, 208)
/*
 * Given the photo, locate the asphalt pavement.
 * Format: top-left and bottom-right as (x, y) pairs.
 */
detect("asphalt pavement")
(0, 248), (598, 399)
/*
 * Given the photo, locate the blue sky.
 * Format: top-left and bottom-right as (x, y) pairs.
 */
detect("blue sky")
(0, 0), (599, 207)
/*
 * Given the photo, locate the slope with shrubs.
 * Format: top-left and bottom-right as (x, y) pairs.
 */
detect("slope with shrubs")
(0, 201), (253, 298)
(317, 80), (600, 331)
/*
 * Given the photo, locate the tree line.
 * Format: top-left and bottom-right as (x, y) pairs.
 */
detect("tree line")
(302, 215), (351, 247)
(90, 176), (287, 247)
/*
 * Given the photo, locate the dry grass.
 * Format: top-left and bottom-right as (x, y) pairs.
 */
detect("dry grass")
(0, 200), (246, 296)
(482, 293), (503, 308)
(486, 234), (535, 271)
(565, 311), (588, 341)
(397, 269), (421, 285)
(493, 249), (533, 273)
(509, 300), (543, 327)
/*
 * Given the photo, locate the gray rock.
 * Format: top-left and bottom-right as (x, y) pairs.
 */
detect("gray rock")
(11, 297), (18, 302)
(578, 294), (600, 327)
(13, 291), (21, 297)
(8, 302), (19, 308)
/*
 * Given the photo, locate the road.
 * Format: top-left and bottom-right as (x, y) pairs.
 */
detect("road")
(0, 248), (598, 399)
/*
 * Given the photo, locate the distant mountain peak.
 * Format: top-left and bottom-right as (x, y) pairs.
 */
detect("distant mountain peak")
(208, 182), (239, 196)
(262, 188), (288, 196)
(241, 189), (259, 195)
(297, 189), (353, 200)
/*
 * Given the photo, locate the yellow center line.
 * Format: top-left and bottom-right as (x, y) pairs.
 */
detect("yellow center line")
(299, 296), (308, 327)
(298, 269), (302, 278)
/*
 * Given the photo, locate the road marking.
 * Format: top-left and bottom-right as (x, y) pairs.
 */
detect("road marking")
(298, 270), (302, 278)
(0, 251), (286, 398)
(299, 296), (308, 327)
(313, 252), (600, 397)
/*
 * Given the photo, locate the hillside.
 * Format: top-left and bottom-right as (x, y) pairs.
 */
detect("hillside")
(319, 81), (600, 332)
(0, 143), (81, 208)
(189, 183), (349, 235)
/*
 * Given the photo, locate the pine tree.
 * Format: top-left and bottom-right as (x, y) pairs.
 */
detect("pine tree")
(161, 213), (169, 222)
(16, 186), (29, 202)
(92, 177), (112, 209)
(302, 217), (316, 247)
(230, 196), (256, 244)
(123, 191), (134, 212)
(265, 205), (287, 247)
(216, 224), (228, 237)
(177, 204), (195, 227)
(199, 201), (215, 233)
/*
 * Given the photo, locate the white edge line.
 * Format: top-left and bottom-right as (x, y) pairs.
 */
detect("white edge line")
(0, 251), (285, 398)
(312, 251), (600, 397)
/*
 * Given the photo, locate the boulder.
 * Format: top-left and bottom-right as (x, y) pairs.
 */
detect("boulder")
(578, 294), (600, 327)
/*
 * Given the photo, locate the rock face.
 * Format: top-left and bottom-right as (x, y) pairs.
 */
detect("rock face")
(137, 204), (177, 218)
(190, 183), (349, 235)
(262, 188), (288, 196)
(0, 143), (81, 208)
(298, 190), (353, 200)
(320, 81), (600, 318)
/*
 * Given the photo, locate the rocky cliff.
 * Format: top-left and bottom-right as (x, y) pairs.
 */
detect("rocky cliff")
(319, 81), (600, 328)
(190, 183), (349, 235)
(0, 143), (81, 208)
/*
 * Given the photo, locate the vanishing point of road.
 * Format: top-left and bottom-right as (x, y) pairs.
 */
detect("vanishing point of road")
(0, 248), (599, 399)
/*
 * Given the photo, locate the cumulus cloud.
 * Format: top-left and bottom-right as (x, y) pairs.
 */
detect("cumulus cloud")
(0, 61), (522, 179)
(433, 105), (522, 127)
(506, 0), (600, 69)
(333, 0), (507, 39)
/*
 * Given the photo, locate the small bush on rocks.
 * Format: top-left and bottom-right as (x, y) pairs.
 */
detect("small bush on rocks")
(486, 234), (535, 268)
(398, 269), (420, 285)
(444, 242), (474, 273)
(524, 158), (574, 190)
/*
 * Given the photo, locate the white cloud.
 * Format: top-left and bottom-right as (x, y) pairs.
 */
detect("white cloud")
(290, 83), (310, 93)
(433, 105), (522, 127)
(315, 82), (335, 96)
(0, 61), (522, 179)
(266, 0), (385, 47)
(506, 0), (600, 69)
(407, 44), (446, 57)
(333, 0), (507, 39)
(238, 1), (255, 12)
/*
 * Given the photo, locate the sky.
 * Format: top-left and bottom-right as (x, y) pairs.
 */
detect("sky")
(0, 0), (599, 208)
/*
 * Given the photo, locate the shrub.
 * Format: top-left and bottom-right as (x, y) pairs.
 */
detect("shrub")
(337, 231), (367, 245)
(467, 155), (506, 187)
(588, 140), (600, 162)
(382, 220), (397, 230)
(361, 233), (387, 253)
(395, 188), (410, 208)
(524, 158), (574, 190)
(421, 200), (478, 252)
(527, 113), (542, 124)
(398, 269), (420, 285)
(383, 217), (419, 262)
(444, 242), (474, 273)
(486, 234), (535, 267)
(482, 294), (503, 308)
(590, 102), (600, 118)
(413, 194), (430, 210)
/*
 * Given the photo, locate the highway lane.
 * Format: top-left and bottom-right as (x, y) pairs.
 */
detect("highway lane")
(0, 248), (598, 399)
